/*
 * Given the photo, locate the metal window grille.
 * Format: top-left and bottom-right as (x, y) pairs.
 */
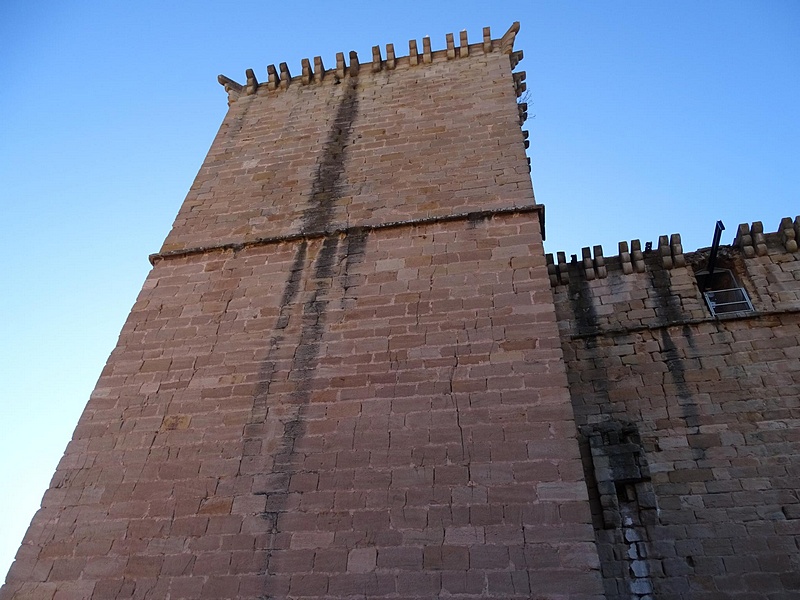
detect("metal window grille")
(703, 287), (754, 317)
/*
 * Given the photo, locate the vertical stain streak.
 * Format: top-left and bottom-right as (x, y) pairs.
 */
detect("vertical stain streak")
(250, 241), (308, 421)
(568, 276), (630, 595)
(659, 326), (703, 431)
(274, 77), (361, 456)
(650, 268), (683, 325)
(649, 269), (703, 431)
(570, 275), (600, 337)
(303, 79), (360, 234)
(239, 78), (362, 588)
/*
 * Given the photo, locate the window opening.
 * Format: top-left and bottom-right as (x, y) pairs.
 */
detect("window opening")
(695, 268), (753, 317)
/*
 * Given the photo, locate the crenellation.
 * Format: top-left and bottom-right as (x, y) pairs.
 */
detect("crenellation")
(301, 58), (312, 84)
(552, 217), (800, 294)
(459, 30), (469, 57)
(279, 62), (291, 89)
(422, 36), (432, 64)
(445, 32), (456, 60)
(313, 55), (325, 83)
(517, 101), (528, 125)
(631, 239), (646, 273)
(752, 221), (768, 256)
(619, 241), (633, 275)
(335, 51), (346, 78)
(266, 64), (279, 90)
(348, 50), (360, 76)
(558, 251), (570, 285)
(245, 68), (258, 95)
(582, 247), (596, 281)
(512, 70), (526, 97)
(735, 220), (771, 257)
(408, 39), (419, 66)
(217, 24), (521, 106)
(594, 245), (607, 279)
(735, 222), (754, 257)
(670, 233), (685, 267)
(779, 216), (798, 252)
(658, 235), (672, 269)
(217, 74), (243, 105)
(371, 45), (382, 72)
(500, 21), (520, 55)
(385, 43), (396, 69)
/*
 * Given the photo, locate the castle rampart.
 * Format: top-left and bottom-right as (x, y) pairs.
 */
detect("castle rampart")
(549, 217), (800, 598)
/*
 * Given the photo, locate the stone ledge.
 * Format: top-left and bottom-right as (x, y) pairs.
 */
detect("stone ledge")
(149, 204), (544, 265)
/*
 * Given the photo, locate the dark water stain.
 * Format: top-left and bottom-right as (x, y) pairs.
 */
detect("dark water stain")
(564, 275), (638, 597)
(659, 326), (702, 431)
(303, 79), (360, 235)
(249, 241), (309, 423)
(239, 78), (363, 587)
(650, 267), (683, 325)
(569, 273), (600, 337)
(248, 78), (360, 422)
(342, 227), (368, 297)
(648, 268), (703, 431)
(567, 275), (611, 408)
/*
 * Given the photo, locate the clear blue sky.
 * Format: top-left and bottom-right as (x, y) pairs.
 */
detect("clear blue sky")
(1, 0), (798, 579)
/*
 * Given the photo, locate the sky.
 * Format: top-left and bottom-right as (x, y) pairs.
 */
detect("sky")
(1, 0), (798, 581)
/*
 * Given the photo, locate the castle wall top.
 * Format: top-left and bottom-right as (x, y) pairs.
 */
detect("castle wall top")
(216, 23), (523, 104)
(546, 216), (800, 288)
(547, 215), (800, 338)
(157, 24), (533, 258)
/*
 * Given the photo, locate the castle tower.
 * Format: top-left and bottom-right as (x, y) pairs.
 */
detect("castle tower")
(1, 24), (604, 599)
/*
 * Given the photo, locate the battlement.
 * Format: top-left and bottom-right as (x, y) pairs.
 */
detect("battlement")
(546, 215), (800, 287)
(547, 214), (800, 346)
(217, 23), (525, 106)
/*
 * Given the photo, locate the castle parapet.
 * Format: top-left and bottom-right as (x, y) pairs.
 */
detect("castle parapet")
(548, 216), (800, 287)
(548, 215), (800, 336)
(217, 23), (525, 107)
(736, 217), (800, 256)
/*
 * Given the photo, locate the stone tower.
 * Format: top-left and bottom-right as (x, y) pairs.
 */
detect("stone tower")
(1, 24), (604, 600)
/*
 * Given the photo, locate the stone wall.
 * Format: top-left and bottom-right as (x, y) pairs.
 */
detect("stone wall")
(1, 25), (604, 600)
(6, 18), (797, 599)
(550, 222), (800, 598)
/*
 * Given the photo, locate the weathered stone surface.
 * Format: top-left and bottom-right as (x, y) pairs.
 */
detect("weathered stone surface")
(553, 225), (800, 598)
(6, 18), (799, 599)
(1, 25), (603, 600)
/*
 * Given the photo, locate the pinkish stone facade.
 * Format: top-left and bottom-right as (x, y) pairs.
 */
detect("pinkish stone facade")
(3, 22), (799, 600)
(1, 24), (603, 600)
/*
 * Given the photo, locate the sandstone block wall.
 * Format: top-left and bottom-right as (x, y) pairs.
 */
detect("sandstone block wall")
(161, 33), (532, 255)
(551, 224), (800, 599)
(2, 26), (604, 600)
